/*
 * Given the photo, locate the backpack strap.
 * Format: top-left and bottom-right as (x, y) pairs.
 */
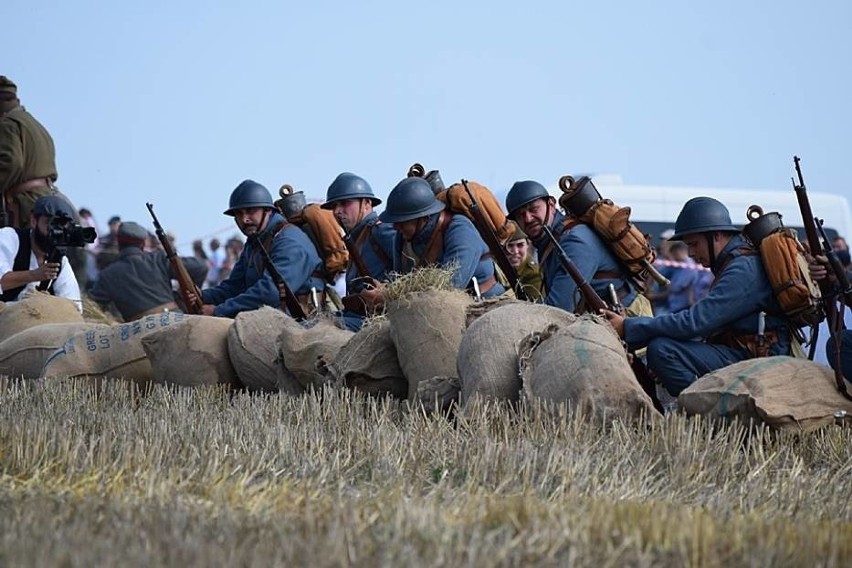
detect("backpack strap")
(0, 228), (34, 302)
(253, 220), (290, 275)
(421, 211), (452, 267)
(538, 217), (580, 290)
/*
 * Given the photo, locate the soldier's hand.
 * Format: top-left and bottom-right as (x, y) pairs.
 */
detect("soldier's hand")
(807, 254), (830, 282)
(200, 304), (216, 316)
(359, 282), (385, 310)
(600, 308), (625, 338)
(34, 261), (61, 282)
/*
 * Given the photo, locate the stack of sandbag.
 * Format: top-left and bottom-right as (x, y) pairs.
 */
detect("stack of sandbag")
(0, 292), (83, 344)
(227, 307), (288, 392)
(141, 316), (238, 388)
(520, 317), (657, 422)
(328, 318), (407, 399)
(458, 301), (578, 405)
(41, 312), (188, 387)
(387, 288), (471, 401)
(0, 322), (109, 379)
(278, 317), (353, 392)
(678, 356), (852, 431)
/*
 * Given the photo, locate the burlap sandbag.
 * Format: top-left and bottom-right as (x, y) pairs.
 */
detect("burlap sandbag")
(0, 322), (109, 379)
(679, 356), (852, 432)
(387, 289), (472, 401)
(329, 318), (407, 399)
(142, 316), (238, 388)
(41, 312), (188, 386)
(228, 307), (288, 392)
(459, 302), (578, 405)
(0, 292), (83, 344)
(278, 317), (353, 391)
(520, 318), (656, 422)
(415, 375), (461, 416)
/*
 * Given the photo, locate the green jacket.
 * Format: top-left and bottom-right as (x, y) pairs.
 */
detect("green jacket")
(518, 255), (544, 302)
(0, 105), (57, 194)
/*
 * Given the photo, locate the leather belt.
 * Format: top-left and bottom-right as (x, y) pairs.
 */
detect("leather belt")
(296, 290), (326, 315)
(468, 275), (497, 296)
(130, 301), (179, 321)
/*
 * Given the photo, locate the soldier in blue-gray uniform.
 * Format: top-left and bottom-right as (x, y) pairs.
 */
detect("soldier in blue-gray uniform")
(190, 180), (324, 318)
(88, 221), (208, 321)
(603, 197), (795, 396)
(505, 180), (648, 315)
(321, 172), (396, 331)
(380, 177), (505, 298)
(808, 254), (852, 381)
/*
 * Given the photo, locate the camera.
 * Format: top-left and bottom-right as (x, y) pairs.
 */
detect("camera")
(47, 214), (97, 248)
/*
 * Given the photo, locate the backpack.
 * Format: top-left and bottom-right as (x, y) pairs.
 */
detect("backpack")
(436, 180), (514, 243)
(557, 175), (659, 290)
(743, 205), (822, 327)
(275, 186), (349, 281)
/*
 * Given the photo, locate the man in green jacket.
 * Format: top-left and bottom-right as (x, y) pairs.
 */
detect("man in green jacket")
(0, 76), (61, 230)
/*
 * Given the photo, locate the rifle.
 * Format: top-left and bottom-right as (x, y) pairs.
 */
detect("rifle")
(252, 235), (308, 321)
(792, 156), (852, 400)
(146, 202), (203, 315)
(542, 224), (663, 413)
(460, 179), (526, 300)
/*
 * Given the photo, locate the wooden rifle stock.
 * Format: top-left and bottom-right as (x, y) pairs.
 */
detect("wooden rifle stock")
(459, 179), (526, 300)
(252, 235), (308, 321)
(541, 224), (608, 313)
(146, 202), (202, 315)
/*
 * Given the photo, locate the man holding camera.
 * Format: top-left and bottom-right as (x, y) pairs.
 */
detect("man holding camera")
(0, 194), (82, 312)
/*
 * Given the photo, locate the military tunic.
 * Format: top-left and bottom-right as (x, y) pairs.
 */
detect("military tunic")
(202, 212), (324, 318)
(0, 105), (58, 228)
(87, 245), (208, 321)
(623, 235), (794, 395)
(393, 212), (505, 297)
(534, 210), (637, 313)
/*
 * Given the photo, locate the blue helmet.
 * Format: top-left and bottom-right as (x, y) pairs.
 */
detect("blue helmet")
(505, 180), (549, 218)
(224, 180), (275, 216)
(321, 172), (381, 209)
(670, 197), (739, 240)
(379, 177), (445, 223)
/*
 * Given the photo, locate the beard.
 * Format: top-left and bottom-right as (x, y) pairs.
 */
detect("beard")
(32, 227), (54, 253)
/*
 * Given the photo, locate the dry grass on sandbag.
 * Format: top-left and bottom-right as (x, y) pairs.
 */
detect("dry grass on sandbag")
(81, 296), (120, 324)
(382, 265), (457, 302)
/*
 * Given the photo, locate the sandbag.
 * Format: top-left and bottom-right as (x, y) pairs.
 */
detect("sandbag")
(329, 319), (407, 399)
(459, 302), (577, 405)
(0, 292), (83, 344)
(278, 317), (353, 391)
(388, 289), (471, 401)
(0, 322), (109, 379)
(41, 312), (188, 386)
(228, 307), (288, 392)
(678, 356), (852, 432)
(141, 316), (238, 388)
(520, 318), (656, 422)
(415, 375), (461, 416)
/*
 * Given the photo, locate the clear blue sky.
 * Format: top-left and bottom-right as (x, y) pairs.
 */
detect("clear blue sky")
(6, 0), (851, 252)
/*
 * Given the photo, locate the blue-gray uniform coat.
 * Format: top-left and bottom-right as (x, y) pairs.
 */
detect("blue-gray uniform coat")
(827, 330), (852, 381)
(202, 212), (324, 318)
(393, 212), (505, 297)
(338, 212), (396, 331)
(534, 210), (637, 312)
(623, 234), (794, 395)
(88, 245), (208, 321)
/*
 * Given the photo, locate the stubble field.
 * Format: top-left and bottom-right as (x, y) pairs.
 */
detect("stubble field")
(0, 378), (849, 567)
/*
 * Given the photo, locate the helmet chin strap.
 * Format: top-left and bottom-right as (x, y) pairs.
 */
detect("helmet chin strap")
(705, 232), (719, 274)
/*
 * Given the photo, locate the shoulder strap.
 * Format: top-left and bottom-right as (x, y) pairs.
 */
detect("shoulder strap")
(421, 211), (452, 267)
(346, 224), (373, 278)
(539, 217), (578, 270)
(1, 228), (34, 302)
(254, 220), (290, 274)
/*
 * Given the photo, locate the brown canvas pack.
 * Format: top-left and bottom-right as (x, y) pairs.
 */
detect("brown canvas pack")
(287, 203), (349, 279)
(437, 181), (514, 243)
(757, 230), (822, 326)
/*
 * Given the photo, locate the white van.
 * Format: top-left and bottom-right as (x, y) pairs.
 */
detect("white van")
(552, 174), (852, 245)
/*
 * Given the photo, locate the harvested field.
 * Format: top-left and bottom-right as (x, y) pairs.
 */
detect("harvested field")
(0, 378), (849, 567)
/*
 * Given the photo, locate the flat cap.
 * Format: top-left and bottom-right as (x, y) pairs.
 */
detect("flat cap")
(117, 221), (148, 245)
(32, 195), (76, 219)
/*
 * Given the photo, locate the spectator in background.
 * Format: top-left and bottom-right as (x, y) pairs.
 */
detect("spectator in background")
(832, 236), (848, 253)
(207, 238), (226, 287)
(77, 207), (101, 290)
(96, 215), (122, 270)
(192, 239), (207, 261)
(662, 241), (699, 313)
(648, 229), (676, 314)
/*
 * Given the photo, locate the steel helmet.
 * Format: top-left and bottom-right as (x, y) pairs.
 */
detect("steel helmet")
(670, 197), (739, 240)
(379, 177), (445, 223)
(505, 180), (549, 218)
(224, 180), (275, 216)
(321, 172), (381, 209)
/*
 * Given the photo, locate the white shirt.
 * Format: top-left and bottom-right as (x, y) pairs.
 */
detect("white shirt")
(0, 227), (83, 313)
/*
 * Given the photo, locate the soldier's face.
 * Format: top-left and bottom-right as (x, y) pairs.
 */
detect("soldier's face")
(394, 217), (427, 241)
(332, 199), (368, 232)
(505, 239), (529, 268)
(233, 207), (268, 237)
(513, 198), (552, 239)
(682, 234), (716, 268)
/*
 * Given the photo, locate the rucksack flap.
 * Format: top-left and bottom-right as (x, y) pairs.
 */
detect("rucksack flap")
(285, 203), (349, 279)
(437, 181), (514, 243)
(758, 229), (822, 327)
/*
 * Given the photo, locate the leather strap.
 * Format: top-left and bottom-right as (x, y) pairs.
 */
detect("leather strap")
(421, 211), (452, 266)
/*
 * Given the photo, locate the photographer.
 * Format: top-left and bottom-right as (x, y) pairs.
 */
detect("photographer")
(0, 194), (82, 312)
